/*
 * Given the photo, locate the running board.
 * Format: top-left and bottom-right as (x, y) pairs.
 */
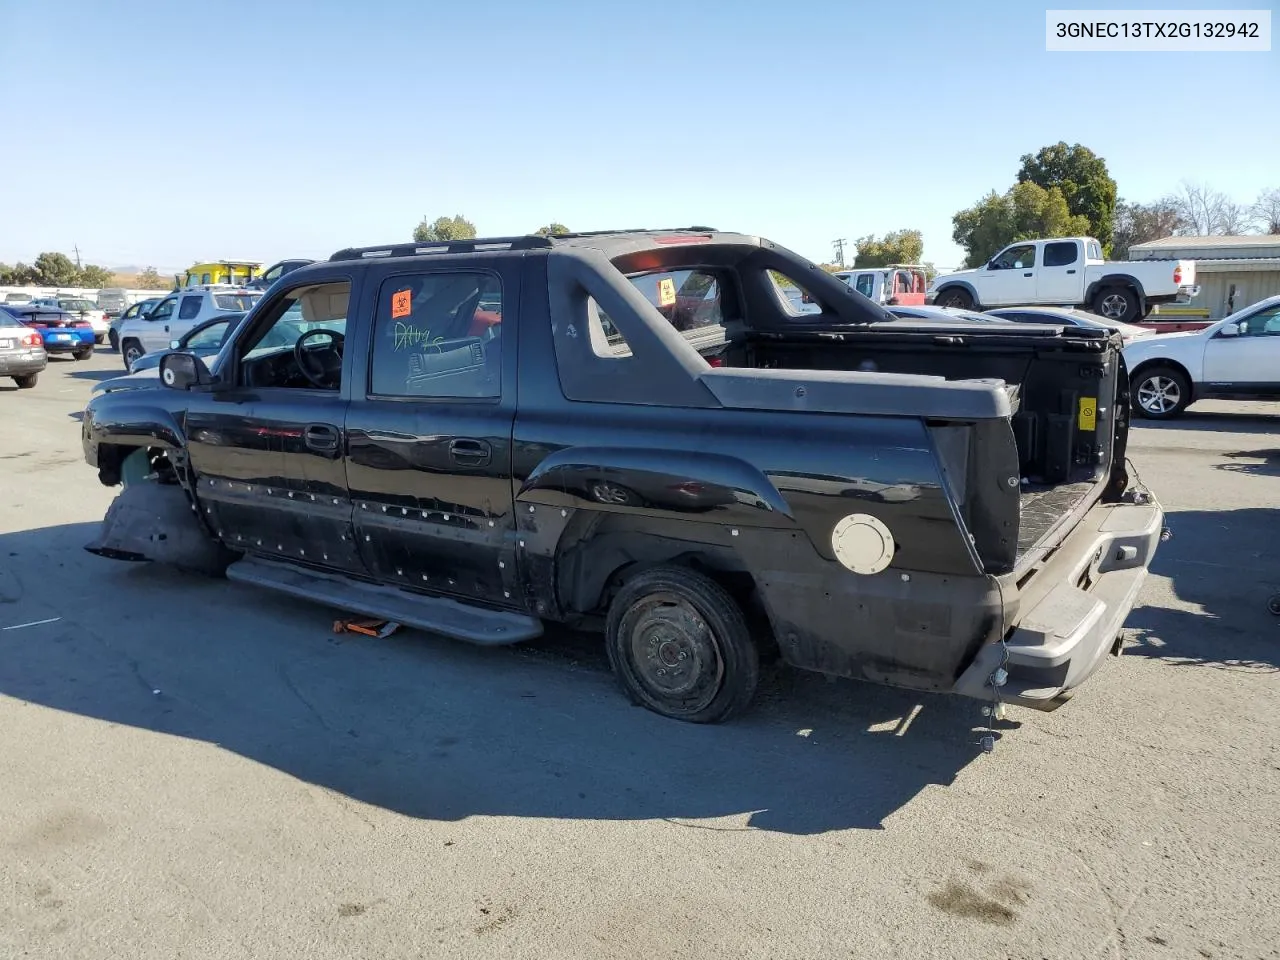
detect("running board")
(225, 557), (542, 646)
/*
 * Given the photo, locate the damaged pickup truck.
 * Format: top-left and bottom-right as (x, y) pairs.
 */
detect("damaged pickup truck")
(81, 228), (1164, 723)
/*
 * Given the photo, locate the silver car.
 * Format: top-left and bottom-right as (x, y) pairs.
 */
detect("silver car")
(0, 310), (49, 388)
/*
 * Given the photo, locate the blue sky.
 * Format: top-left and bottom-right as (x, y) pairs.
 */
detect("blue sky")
(2, 0), (1275, 274)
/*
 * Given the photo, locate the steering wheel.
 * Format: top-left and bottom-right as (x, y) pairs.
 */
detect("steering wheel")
(294, 328), (345, 389)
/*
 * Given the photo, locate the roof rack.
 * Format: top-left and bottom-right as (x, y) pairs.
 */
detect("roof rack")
(329, 227), (721, 262)
(329, 236), (553, 261)
(551, 226), (718, 238)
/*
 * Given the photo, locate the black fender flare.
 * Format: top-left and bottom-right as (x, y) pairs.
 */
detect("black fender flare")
(1085, 273), (1147, 312)
(931, 281), (980, 307)
(514, 446), (797, 618)
(84, 401), (186, 484)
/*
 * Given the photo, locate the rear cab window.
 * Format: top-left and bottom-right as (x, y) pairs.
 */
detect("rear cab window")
(213, 293), (260, 311)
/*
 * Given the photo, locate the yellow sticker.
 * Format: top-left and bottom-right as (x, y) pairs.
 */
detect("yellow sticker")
(1078, 396), (1097, 432)
(657, 278), (677, 308)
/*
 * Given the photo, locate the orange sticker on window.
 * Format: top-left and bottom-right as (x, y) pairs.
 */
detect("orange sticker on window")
(391, 289), (412, 319)
(657, 278), (677, 308)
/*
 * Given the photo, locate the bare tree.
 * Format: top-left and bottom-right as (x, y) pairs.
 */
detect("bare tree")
(1112, 199), (1185, 259)
(1253, 188), (1280, 235)
(1170, 181), (1248, 235)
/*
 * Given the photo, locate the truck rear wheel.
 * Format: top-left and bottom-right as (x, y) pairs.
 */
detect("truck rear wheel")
(1093, 286), (1139, 322)
(605, 565), (760, 724)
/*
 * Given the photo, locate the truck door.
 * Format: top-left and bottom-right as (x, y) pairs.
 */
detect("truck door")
(344, 261), (518, 606)
(152, 293), (205, 351)
(1202, 300), (1280, 389)
(1037, 240), (1083, 304)
(183, 275), (362, 572)
(981, 243), (1038, 306)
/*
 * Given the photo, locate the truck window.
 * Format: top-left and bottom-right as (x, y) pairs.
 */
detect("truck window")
(594, 268), (725, 351)
(855, 274), (875, 297)
(991, 244), (1036, 270)
(178, 296), (203, 320)
(368, 271), (502, 399)
(1043, 242), (1079, 267)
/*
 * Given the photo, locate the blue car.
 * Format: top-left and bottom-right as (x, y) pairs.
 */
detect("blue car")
(0, 305), (95, 359)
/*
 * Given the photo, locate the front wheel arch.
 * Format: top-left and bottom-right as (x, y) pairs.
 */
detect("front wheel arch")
(1129, 360), (1194, 418)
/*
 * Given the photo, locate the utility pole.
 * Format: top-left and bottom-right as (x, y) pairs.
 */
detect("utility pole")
(72, 244), (82, 269)
(831, 238), (848, 268)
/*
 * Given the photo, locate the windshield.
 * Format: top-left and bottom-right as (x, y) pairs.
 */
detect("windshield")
(59, 298), (97, 311)
(0, 313), (24, 328)
(213, 293), (261, 311)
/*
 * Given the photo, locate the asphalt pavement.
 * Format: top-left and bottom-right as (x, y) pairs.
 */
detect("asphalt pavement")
(1, 349), (1278, 959)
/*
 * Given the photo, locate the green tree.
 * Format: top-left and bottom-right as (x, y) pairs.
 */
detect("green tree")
(413, 214), (477, 242)
(31, 251), (80, 285)
(1016, 142), (1118, 250)
(77, 264), (114, 287)
(852, 229), (924, 267)
(134, 266), (168, 289)
(534, 223), (570, 237)
(1111, 199), (1185, 259)
(952, 182), (1091, 267)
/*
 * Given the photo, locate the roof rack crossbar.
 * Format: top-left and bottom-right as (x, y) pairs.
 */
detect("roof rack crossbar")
(329, 235), (553, 261)
(552, 226), (718, 238)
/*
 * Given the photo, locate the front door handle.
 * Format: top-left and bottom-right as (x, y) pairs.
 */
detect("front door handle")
(304, 422), (341, 456)
(1023, 272), (1033, 277)
(1066, 269), (1077, 274)
(449, 438), (491, 466)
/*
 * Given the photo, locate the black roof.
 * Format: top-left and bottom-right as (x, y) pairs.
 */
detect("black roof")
(328, 227), (740, 263)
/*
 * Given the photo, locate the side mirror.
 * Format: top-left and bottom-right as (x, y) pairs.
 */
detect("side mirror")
(159, 351), (211, 390)
(1218, 322), (1239, 337)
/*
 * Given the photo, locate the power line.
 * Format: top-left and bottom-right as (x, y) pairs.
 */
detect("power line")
(831, 238), (848, 268)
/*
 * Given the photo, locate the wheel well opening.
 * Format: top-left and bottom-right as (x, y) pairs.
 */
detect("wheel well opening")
(591, 548), (779, 659)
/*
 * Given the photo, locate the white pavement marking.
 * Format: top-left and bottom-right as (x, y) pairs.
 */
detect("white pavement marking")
(2, 617), (63, 631)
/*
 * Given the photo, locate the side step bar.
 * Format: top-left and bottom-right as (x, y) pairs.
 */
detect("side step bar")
(226, 557), (543, 646)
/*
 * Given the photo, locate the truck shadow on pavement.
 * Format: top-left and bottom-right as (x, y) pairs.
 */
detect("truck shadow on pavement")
(1122, 506), (1280, 674)
(0, 521), (1011, 836)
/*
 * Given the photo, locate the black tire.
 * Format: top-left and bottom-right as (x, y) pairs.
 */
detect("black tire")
(94, 333), (106, 345)
(108, 329), (119, 351)
(934, 287), (975, 310)
(14, 374), (38, 389)
(1268, 594), (1280, 616)
(1131, 364), (1191, 420)
(1092, 285), (1140, 323)
(605, 565), (760, 723)
(73, 347), (93, 361)
(121, 339), (144, 370)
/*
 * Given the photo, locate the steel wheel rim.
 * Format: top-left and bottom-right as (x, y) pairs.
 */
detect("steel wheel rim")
(624, 592), (723, 715)
(1100, 294), (1129, 319)
(1138, 375), (1180, 414)
(124, 345), (142, 367)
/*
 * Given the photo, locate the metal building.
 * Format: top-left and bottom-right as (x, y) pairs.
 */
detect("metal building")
(1129, 235), (1280, 320)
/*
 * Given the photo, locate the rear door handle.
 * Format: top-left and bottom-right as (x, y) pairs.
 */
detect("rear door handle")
(1066, 269), (1077, 274)
(449, 438), (491, 465)
(304, 422), (341, 455)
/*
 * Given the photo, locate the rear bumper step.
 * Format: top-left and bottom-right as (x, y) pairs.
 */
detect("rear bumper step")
(952, 496), (1164, 710)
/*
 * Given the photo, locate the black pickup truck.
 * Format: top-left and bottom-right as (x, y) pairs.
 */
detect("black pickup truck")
(81, 228), (1164, 723)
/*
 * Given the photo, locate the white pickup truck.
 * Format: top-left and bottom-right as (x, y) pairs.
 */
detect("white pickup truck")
(928, 237), (1198, 323)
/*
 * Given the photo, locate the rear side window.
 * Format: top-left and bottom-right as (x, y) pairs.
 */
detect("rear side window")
(855, 274), (875, 297)
(368, 271), (502, 399)
(213, 294), (260, 311)
(178, 296), (203, 320)
(1043, 242), (1079, 267)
